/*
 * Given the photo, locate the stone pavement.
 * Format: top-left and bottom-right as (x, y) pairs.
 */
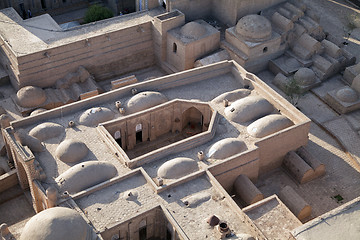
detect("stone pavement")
(323, 116), (360, 166)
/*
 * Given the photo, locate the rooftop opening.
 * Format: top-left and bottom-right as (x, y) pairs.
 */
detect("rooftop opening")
(99, 100), (216, 167)
(100, 205), (185, 239)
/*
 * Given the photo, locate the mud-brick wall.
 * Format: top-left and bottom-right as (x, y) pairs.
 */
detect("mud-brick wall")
(0, 37), (19, 87)
(212, 0), (287, 26)
(168, 0), (211, 22)
(14, 22), (155, 89)
(101, 207), (169, 240)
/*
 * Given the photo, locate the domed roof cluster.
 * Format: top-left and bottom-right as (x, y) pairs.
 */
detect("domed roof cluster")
(180, 21), (207, 39)
(235, 15), (272, 42)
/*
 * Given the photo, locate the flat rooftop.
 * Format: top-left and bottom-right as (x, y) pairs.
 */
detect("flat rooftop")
(4, 61), (309, 238)
(71, 172), (261, 239)
(292, 196), (360, 240)
(9, 61), (305, 187)
(0, 7), (164, 56)
(244, 195), (302, 240)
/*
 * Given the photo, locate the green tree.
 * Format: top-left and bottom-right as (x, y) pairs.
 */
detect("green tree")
(83, 5), (114, 24)
(284, 76), (302, 106)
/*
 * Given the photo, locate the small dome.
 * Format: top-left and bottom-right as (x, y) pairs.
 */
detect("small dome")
(294, 68), (316, 86)
(16, 86), (47, 108)
(336, 87), (358, 103)
(30, 108), (47, 116)
(158, 157), (198, 179)
(20, 207), (97, 240)
(55, 161), (117, 193)
(55, 139), (88, 163)
(180, 21), (207, 39)
(224, 96), (274, 123)
(247, 114), (293, 138)
(14, 129), (44, 153)
(29, 122), (65, 141)
(235, 15), (272, 42)
(211, 89), (251, 105)
(79, 107), (114, 126)
(207, 138), (247, 159)
(126, 91), (168, 114)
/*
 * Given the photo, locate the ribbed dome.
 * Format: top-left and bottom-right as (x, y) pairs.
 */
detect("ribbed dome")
(180, 21), (207, 39)
(235, 15), (272, 42)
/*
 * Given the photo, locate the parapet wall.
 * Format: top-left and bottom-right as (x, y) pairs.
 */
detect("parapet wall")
(0, 169), (18, 193)
(208, 148), (260, 192)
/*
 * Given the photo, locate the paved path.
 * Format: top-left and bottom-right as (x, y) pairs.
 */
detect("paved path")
(323, 116), (360, 166)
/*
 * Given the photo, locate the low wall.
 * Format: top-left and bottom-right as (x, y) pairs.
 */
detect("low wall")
(208, 147), (260, 192)
(0, 169), (18, 193)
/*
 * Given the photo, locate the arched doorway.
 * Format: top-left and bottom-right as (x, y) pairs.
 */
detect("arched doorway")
(181, 107), (203, 131)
